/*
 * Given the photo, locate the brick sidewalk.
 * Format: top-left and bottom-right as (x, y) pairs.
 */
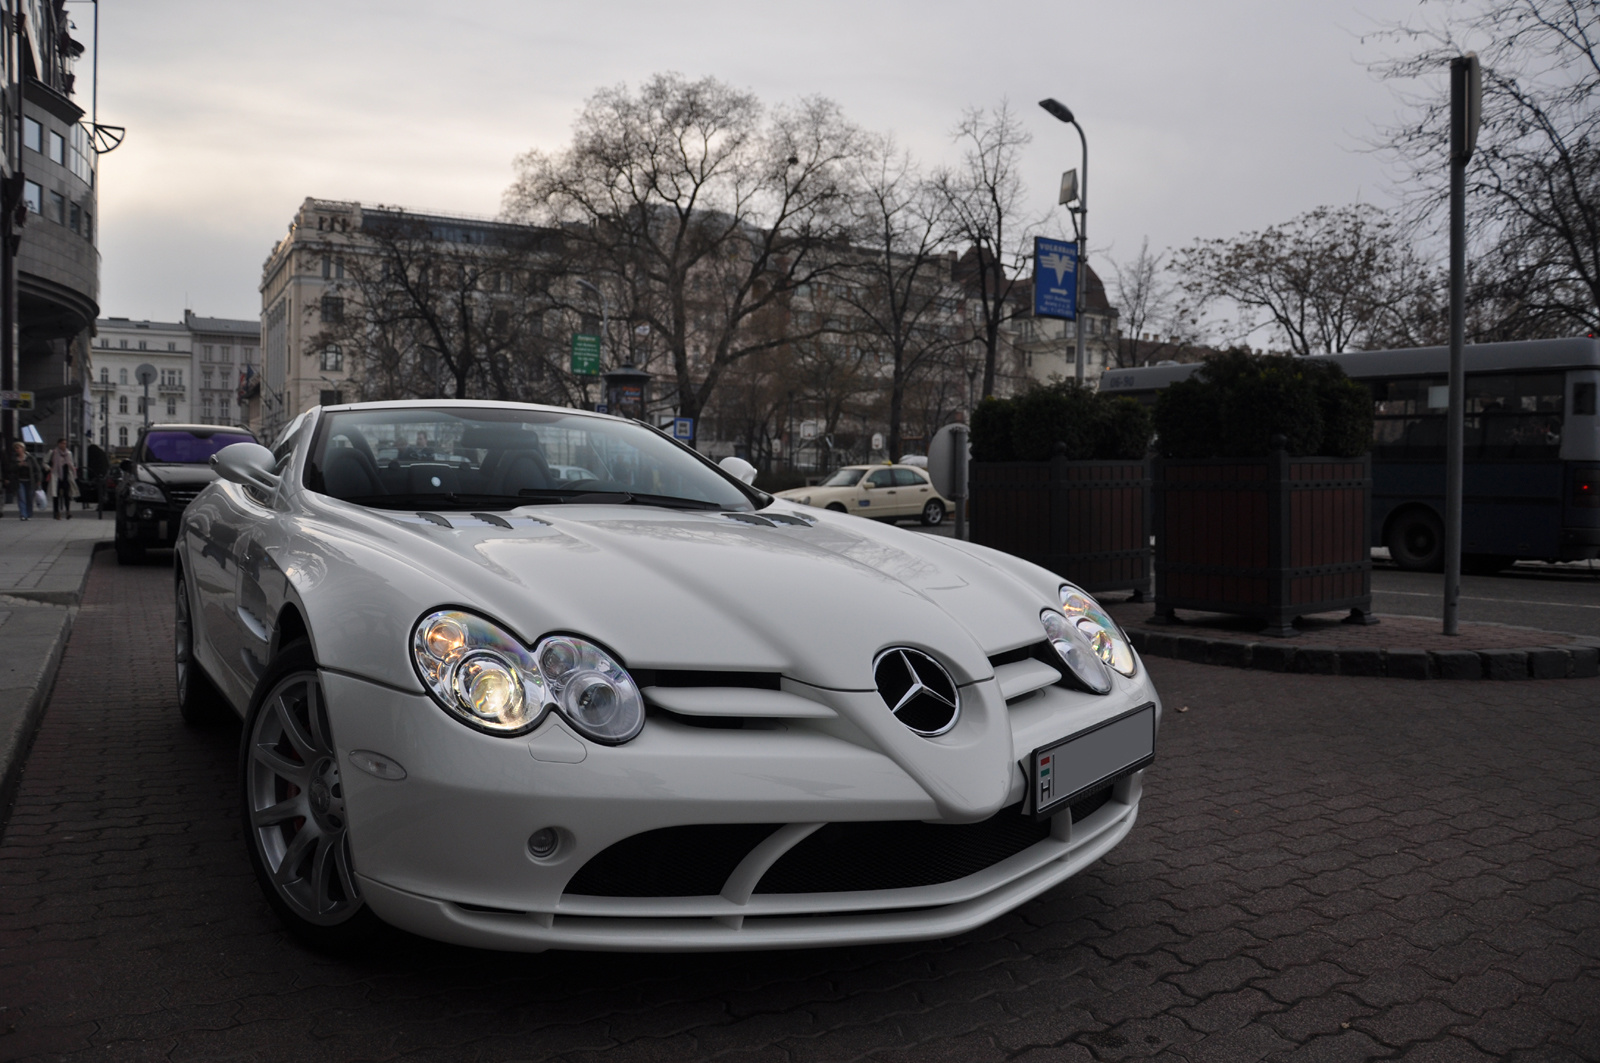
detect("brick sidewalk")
(0, 551), (1596, 1062)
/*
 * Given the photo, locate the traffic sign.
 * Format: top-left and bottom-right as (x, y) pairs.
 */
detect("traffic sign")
(594, 402), (609, 414)
(1033, 237), (1078, 321)
(570, 334), (601, 375)
(135, 363), (158, 387)
(672, 417), (694, 441)
(0, 390), (33, 410)
(871, 432), (885, 452)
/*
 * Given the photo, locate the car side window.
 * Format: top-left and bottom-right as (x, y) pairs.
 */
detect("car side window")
(893, 469), (927, 487)
(866, 469), (895, 488)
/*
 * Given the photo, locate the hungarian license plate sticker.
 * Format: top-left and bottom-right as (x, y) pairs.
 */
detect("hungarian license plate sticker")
(1030, 702), (1156, 819)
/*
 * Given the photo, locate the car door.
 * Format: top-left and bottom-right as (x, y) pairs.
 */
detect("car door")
(894, 467), (933, 515)
(861, 467), (898, 515)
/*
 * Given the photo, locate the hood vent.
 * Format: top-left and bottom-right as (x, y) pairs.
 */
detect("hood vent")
(721, 511), (814, 529)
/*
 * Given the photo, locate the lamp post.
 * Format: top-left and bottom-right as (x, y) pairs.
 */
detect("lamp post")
(1038, 98), (1088, 386)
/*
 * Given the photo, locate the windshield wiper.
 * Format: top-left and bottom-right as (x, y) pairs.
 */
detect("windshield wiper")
(339, 492), (528, 511)
(516, 488), (728, 511)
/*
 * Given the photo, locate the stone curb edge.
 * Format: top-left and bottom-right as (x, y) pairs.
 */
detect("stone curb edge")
(1126, 627), (1600, 680)
(0, 541), (109, 835)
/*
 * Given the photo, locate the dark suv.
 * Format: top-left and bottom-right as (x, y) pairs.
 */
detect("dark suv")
(116, 424), (257, 564)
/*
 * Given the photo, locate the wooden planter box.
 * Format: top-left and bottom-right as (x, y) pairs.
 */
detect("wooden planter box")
(969, 457), (1151, 597)
(1152, 453), (1373, 637)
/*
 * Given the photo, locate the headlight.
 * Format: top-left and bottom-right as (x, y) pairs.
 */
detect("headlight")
(534, 635), (645, 744)
(410, 610), (645, 744)
(1041, 609), (1112, 694)
(1060, 585), (1137, 677)
(413, 610), (546, 735)
(128, 482), (165, 502)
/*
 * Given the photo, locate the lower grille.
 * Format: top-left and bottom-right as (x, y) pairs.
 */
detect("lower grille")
(564, 823), (782, 897)
(753, 804), (1049, 894)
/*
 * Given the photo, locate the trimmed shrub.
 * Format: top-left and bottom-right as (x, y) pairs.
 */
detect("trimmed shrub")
(970, 383), (1154, 461)
(1153, 349), (1371, 459)
(969, 396), (1018, 462)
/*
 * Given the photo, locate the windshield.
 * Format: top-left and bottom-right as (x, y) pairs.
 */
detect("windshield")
(820, 468), (865, 487)
(308, 407), (754, 511)
(140, 430), (256, 464)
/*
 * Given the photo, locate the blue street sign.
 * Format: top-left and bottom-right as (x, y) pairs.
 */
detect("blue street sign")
(1033, 237), (1078, 321)
(594, 402), (609, 414)
(672, 417), (695, 441)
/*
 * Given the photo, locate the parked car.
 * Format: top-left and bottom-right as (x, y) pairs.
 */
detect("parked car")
(116, 423), (258, 564)
(179, 400), (1161, 952)
(773, 463), (952, 525)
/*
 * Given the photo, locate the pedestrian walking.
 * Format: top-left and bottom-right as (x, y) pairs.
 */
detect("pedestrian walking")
(7, 440), (41, 520)
(46, 437), (78, 520)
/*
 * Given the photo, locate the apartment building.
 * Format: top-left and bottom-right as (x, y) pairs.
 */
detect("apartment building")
(1008, 263), (1121, 387)
(91, 319), (191, 453)
(184, 311), (260, 429)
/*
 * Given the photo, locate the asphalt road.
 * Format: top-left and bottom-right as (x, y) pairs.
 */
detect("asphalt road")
(1369, 561), (1600, 640)
(0, 550), (1596, 1061)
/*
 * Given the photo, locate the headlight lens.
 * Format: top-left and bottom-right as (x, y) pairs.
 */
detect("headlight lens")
(1041, 609), (1112, 694)
(1060, 585), (1137, 677)
(410, 610), (645, 743)
(534, 635), (646, 745)
(128, 482), (165, 502)
(413, 610), (545, 734)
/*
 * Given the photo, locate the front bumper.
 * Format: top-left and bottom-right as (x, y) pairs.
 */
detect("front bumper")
(325, 667), (1155, 952)
(119, 502), (182, 545)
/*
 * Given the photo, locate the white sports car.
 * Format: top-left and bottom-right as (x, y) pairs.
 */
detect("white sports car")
(179, 400), (1161, 952)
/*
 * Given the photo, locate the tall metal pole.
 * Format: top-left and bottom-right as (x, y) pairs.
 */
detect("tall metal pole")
(1072, 122), (1087, 387)
(1444, 54), (1480, 637)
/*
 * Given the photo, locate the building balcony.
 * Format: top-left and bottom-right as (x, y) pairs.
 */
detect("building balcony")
(158, 382), (186, 395)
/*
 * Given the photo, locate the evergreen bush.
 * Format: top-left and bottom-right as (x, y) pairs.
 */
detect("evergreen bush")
(969, 382), (1153, 461)
(1153, 349), (1372, 459)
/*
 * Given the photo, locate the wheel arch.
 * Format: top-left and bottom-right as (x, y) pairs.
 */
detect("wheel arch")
(272, 602), (311, 663)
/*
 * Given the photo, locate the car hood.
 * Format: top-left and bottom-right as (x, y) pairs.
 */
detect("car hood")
(141, 463), (220, 488)
(296, 501), (1055, 693)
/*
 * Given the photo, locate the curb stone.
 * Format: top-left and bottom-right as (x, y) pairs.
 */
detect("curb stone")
(1126, 624), (1600, 681)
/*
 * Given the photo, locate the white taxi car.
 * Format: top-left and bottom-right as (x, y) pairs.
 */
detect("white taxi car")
(774, 464), (951, 525)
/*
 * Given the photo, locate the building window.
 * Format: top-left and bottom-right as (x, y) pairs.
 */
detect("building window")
(69, 202), (81, 233)
(119, 368), (128, 384)
(167, 342), (176, 351)
(320, 345), (343, 372)
(322, 256), (331, 279)
(219, 397), (231, 419)
(320, 389), (343, 406)
(243, 347), (256, 364)
(166, 397), (176, 415)
(99, 396), (107, 419)
(119, 339), (127, 349)
(48, 190), (64, 223)
(203, 370), (212, 388)
(84, 212), (92, 242)
(138, 340), (146, 350)
(138, 396), (148, 414)
(118, 395), (127, 413)
(118, 426), (128, 447)
(48, 130), (65, 165)
(202, 399), (213, 421)
(221, 345), (232, 363)
(22, 117), (40, 153)
(22, 180), (40, 213)
(336, 260), (345, 279)
(99, 368), (108, 383)
(202, 345), (212, 361)
(320, 296), (344, 323)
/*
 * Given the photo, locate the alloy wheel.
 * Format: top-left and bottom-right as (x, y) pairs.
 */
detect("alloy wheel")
(245, 670), (362, 926)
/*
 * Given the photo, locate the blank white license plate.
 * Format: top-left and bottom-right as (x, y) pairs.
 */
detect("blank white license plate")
(1030, 702), (1156, 819)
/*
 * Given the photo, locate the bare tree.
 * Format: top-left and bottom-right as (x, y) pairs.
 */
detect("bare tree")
(1370, 0), (1600, 335)
(312, 210), (571, 404)
(1106, 237), (1196, 367)
(503, 73), (862, 426)
(934, 102), (1034, 398)
(1172, 204), (1431, 355)
(836, 136), (960, 456)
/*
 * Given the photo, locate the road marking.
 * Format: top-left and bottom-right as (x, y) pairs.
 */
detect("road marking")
(1374, 589), (1600, 610)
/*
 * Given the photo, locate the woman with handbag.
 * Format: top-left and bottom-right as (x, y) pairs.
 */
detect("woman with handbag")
(8, 440), (40, 521)
(47, 437), (78, 520)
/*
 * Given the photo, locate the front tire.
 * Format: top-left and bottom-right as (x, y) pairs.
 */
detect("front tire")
(175, 571), (228, 726)
(1386, 508), (1443, 572)
(920, 499), (946, 526)
(826, 503), (847, 513)
(240, 640), (380, 950)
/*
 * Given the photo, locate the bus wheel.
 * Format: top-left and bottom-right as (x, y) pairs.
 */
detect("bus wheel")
(1386, 508), (1444, 572)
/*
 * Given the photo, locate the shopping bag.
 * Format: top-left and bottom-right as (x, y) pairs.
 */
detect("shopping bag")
(34, 488), (47, 509)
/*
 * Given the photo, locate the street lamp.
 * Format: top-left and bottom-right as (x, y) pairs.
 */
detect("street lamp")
(1038, 98), (1088, 386)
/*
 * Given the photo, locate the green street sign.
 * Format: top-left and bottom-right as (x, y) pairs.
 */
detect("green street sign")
(570, 333), (601, 375)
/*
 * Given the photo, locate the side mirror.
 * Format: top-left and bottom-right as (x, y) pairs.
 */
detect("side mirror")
(119, 459), (133, 473)
(861, 479), (875, 489)
(718, 456), (757, 485)
(212, 442), (281, 493)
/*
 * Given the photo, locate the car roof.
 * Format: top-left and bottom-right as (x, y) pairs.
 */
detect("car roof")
(140, 424), (258, 435)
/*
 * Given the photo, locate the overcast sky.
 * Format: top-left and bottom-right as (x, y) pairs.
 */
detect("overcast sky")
(88, 0), (1437, 323)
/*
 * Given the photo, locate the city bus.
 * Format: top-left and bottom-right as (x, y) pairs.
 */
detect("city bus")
(1098, 336), (1600, 572)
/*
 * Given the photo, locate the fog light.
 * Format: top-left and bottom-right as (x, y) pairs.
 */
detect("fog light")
(527, 827), (559, 858)
(140, 507), (154, 520)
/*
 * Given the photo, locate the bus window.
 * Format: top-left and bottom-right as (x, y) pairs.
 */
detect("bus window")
(1372, 372), (1564, 459)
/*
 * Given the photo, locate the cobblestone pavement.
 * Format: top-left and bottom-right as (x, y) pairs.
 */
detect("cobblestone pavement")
(1, 551), (1596, 1063)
